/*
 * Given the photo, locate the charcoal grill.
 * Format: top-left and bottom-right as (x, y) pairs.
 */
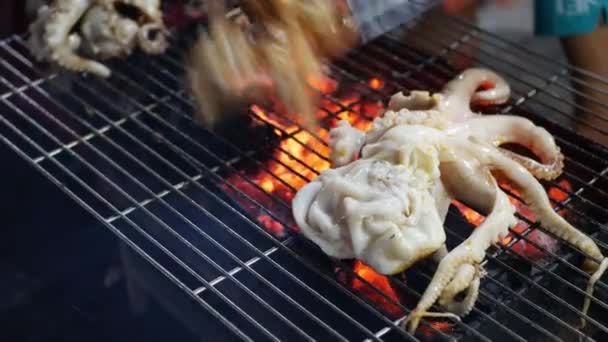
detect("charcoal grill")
(1, 2), (608, 341)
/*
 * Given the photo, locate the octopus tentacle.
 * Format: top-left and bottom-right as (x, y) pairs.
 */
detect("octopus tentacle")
(44, 0), (112, 77)
(329, 120), (365, 167)
(582, 258), (608, 328)
(498, 147), (564, 181)
(481, 145), (602, 263)
(404, 250), (471, 333)
(473, 141), (607, 328)
(438, 263), (475, 307)
(451, 115), (565, 180)
(28, 6), (53, 62)
(442, 272), (482, 317)
(440, 156), (495, 214)
(404, 176), (516, 333)
(440, 68), (511, 119)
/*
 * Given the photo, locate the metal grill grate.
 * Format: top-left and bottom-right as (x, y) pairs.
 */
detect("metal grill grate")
(1, 2), (608, 341)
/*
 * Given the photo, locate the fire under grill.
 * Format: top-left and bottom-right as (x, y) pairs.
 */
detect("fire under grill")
(2, 3), (608, 341)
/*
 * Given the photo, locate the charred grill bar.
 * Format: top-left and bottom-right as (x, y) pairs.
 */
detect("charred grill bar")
(1, 1), (608, 341)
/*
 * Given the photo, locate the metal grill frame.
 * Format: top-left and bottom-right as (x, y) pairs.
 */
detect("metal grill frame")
(1, 1), (608, 341)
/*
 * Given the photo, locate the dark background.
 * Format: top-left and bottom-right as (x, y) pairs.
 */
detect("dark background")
(0, 1), (28, 38)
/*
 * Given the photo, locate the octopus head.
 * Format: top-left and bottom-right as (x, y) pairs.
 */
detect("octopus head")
(293, 149), (446, 275)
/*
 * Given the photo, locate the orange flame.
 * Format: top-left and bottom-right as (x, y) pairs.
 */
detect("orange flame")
(369, 77), (384, 90)
(335, 260), (403, 317)
(420, 321), (454, 337)
(229, 76), (385, 237)
(308, 75), (338, 94)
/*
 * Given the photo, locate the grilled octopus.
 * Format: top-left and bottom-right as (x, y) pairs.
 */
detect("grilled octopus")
(28, 0), (168, 78)
(292, 68), (608, 334)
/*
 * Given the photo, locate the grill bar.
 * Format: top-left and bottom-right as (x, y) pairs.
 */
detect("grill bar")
(0, 90), (258, 341)
(0, 73), (298, 342)
(370, 35), (608, 228)
(1, 3), (607, 340)
(0, 74), (56, 101)
(151, 36), (553, 340)
(432, 4), (608, 90)
(119, 26), (608, 340)
(368, 35), (608, 247)
(2, 34), (468, 340)
(1, 37), (428, 342)
(324, 43), (608, 257)
(134, 36), (600, 340)
(0, 48), (380, 342)
(445, 212), (606, 338)
(386, 24), (608, 223)
(340, 15), (608, 335)
(395, 12), (608, 139)
(170, 16), (608, 340)
(194, 244), (281, 295)
(356, 28), (608, 181)
(312, 16), (608, 335)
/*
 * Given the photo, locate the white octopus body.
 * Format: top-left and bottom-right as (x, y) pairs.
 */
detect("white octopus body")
(294, 125), (449, 275)
(292, 68), (607, 334)
(27, 0), (168, 78)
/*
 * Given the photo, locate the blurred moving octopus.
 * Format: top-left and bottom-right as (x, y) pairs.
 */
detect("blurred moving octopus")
(292, 68), (608, 334)
(187, 0), (358, 129)
(28, 0), (168, 78)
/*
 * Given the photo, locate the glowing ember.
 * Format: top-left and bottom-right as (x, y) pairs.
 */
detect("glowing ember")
(336, 261), (404, 317)
(258, 214), (284, 236)
(420, 321), (454, 337)
(308, 75), (338, 94)
(454, 180), (572, 259)
(452, 200), (484, 226)
(369, 77), (385, 90)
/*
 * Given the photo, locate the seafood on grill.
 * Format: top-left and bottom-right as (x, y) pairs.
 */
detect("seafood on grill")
(388, 68), (565, 180)
(292, 68), (608, 334)
(27, 0), (168, 78)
